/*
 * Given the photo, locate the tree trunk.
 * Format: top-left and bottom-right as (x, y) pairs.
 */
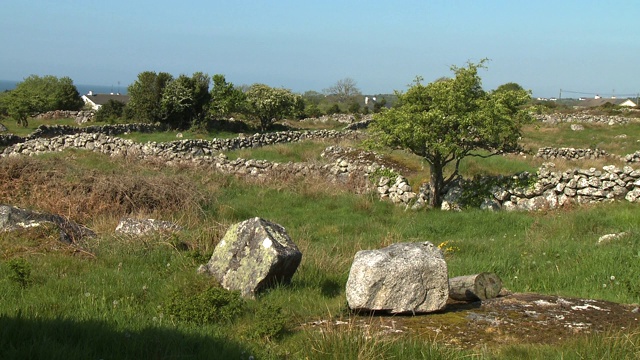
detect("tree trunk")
(448, 273), (502, 301)
(429, 162), (445, 208)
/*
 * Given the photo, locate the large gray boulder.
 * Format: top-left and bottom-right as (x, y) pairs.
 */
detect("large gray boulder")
(346, 242), (448, 314)
(198, 217), (302, 298)
(0, 204), (95, 243)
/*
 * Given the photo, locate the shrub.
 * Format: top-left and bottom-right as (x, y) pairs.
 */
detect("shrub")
(94, 99), (126, 123)
(249, 303), (288, 341)
(166, 285), (245, 325)
(6, 258), (32, 288)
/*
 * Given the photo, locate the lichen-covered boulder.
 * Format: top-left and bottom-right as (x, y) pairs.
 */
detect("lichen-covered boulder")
(0, 204), (95, 243)
(198, 217), (302, 298)
(346, 242), (448, 314)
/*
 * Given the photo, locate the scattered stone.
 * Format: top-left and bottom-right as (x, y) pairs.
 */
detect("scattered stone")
(115, 218), (182, 236)
(346, 242), (448, 314)
(597, 232), (630, 245)
(198, 217), (302, 299)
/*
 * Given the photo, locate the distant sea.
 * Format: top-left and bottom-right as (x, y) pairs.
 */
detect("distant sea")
(0, 80), (127, 95)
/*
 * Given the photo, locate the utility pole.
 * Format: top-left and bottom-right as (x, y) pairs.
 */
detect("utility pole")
(559, 89), (562, 100)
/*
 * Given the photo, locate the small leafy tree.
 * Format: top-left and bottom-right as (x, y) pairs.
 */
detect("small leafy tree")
(209, 74), (246, 120)
(3, 75), (83, 126)
(126, 71), (173, 123)
(369, 60), (532, 208)
(159, 73), (210, 130)
(245, 84), (301, 131)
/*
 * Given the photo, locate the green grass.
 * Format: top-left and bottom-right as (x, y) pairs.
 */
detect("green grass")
(120, 129), (238, 143)
(2, 119), (640, 358)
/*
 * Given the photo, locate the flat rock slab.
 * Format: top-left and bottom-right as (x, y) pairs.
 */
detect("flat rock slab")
(313, 292), (640, 349)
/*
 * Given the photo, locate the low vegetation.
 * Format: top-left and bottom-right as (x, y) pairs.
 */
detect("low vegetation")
(1, 126), (640, 358)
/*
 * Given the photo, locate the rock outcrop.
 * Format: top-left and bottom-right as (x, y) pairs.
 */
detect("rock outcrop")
(346, 242), (448, 314)
(198, 218), (302, 298)
(0, 205), (95, 244)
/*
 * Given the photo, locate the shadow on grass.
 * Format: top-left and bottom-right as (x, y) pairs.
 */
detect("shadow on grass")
(0, 314), (249, 360)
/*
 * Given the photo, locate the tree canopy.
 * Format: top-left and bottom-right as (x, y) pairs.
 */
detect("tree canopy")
(2, 75), (83, 126)
(209, 74), (246, 120)
(126, 71), (173, 124)
(245, 84), (301, 131)
(369, 60), (532, 208)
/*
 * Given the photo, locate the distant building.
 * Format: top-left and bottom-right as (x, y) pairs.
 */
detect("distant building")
(578, 97), (637, 108)
(81, 91), (130, 110)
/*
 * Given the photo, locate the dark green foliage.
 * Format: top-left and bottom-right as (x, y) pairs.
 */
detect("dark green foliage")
(94, 99), (126, 123)
(347, 101), (361, 114)
(326, 104), (341, 115)
(166, 285), (245, 325)
(160, 73), (211, 130)
(126, 71), (173, 123)
(304, 103), (323, 118)
(458, 172), (537, 208)
(6, 258), (32, 288)
(3, 75), (83, 126)
(249, 303), (288, 341)
(209, 74), (246, 120)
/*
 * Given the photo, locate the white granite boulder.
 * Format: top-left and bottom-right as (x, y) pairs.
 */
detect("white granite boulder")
(346, 241), (448, 314)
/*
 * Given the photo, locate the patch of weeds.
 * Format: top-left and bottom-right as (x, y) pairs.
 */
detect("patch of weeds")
(6, 258), (32, 288)
(368, 167), (399, 185)
(166, 285), (245, 325)
(250, 303), (288, 341)
(186, 249), (212, 264)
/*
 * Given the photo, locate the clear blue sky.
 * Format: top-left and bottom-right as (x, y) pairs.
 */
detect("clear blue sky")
(1, 0), (638, 98)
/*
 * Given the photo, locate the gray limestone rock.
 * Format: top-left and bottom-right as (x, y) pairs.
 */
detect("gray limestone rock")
(0, 204), (95, 244)
(198, 217), (302, 298)
(115, 218), (182, 236)
(346, 242), (448, 314)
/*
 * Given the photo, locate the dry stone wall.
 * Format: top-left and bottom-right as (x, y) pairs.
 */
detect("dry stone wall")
(3, 127), (640, 211)
(535, 147), (611, 161)
(533, 113), (637, 125)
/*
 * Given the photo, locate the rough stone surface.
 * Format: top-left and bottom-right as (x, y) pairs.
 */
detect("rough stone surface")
(346, 242), (448, 314)
(0, 204), (95, 243)
(115, 218), (182, 236)
(198, 217), (302, 298)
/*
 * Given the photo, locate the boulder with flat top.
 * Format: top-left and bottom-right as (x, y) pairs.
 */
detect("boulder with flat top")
(346, 241), (448, 314)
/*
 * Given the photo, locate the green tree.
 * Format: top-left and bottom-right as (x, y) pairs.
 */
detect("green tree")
(94, 99), (126, 123)
(369, 60), (532, 208)
(209, 74), (246, 120)
(494, 82), (526, 94)
(245, 84), (301, 131)
(126, 71), (173, 123)
(160, 73), (211, 130)
(3, 75), (83, 126)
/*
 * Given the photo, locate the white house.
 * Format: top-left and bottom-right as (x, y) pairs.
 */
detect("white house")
(81, 91), (130, 110)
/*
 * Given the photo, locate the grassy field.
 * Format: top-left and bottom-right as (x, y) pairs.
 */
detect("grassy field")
(1, 116), (640, 359)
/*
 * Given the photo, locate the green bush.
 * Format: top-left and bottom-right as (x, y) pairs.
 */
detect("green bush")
(166, 285), (245, 325)
(250, 303), (288, 341)
(6, 258), (32, 288)
(94, 99), (126, 123)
